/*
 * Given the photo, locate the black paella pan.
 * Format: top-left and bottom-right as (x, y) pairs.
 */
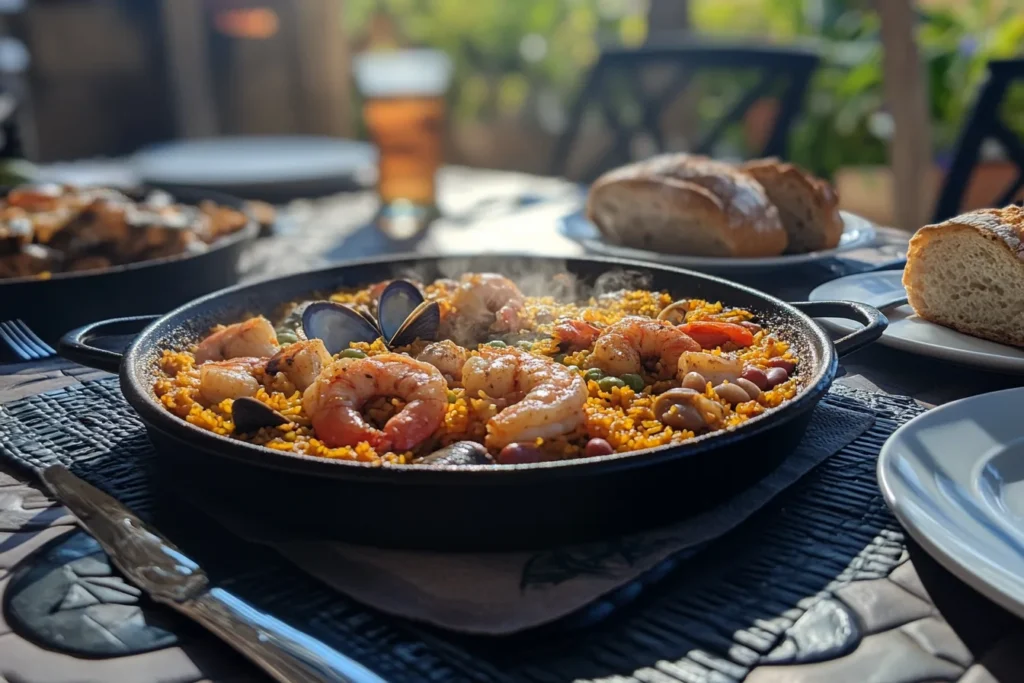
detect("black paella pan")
(59, 255), (886, 551)
(0, 186), (259, 343)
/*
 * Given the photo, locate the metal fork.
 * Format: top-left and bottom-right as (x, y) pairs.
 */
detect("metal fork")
(0, 319), (56, 361)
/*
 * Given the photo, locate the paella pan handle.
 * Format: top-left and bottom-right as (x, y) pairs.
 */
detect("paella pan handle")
(58, 315), (160, 373)
(789, 301), (888, 358)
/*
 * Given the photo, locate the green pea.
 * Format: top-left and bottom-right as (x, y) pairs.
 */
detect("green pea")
(553, 353), (567, 364)
(447, 390), (458, 404)
(517, 340), (534, 350)
(340, 348), (367, 359)
(566, 365), (580, 374)
(276, 331), (299, 344)
(621, 373), (645, 392)
(598, 377), (626, 392)
(485, 340), (507, 348)
(584, 368), (604, 382)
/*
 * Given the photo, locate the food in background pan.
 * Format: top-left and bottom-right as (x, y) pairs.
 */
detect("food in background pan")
(0, 184), (249, 279)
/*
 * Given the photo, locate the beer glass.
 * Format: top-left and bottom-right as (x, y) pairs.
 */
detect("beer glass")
(353, 49), (452, 239)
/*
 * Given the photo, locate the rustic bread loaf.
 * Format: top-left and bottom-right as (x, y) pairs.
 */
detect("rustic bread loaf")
(740, 157), (843, 253)
(903, 205), (1024, 347)
(585, 153), (788, 258)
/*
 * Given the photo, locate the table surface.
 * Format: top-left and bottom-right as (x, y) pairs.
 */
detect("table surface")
(1, 167), (1022, 682)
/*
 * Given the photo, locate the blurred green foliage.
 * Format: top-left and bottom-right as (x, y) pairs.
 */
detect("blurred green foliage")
(697, 0), (1024, 176)
(346, 0), (648, 123)
(346, 0), (1024, 177)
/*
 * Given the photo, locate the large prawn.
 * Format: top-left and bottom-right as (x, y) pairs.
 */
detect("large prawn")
(302, 353), (448, 451)
(462, 347), (588, 450)
(589, 316), (700, 378)
(447, 273), (526, 338)
(194, 316), (279, 364)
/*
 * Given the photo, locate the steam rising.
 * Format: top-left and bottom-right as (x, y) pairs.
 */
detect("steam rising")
(283, 257), (661, 343)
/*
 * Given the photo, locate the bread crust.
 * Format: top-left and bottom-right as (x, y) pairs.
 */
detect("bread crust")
(740, 157), (843, 252)
(586, 153), (787, 257)
(903, 205), (1024, 347)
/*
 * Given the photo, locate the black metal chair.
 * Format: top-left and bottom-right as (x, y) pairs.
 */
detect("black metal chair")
(933, 59), (1024, 222)
(551, 41), (819, 182)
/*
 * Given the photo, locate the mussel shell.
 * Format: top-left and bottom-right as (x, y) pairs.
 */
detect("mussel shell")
(377, 280), (425, 343)
(354, 305), (378, 329)
(232, 397), (289, 433)
(301, 301), (380, 355)
(418, 441), (494, 466)
(389, 300), (440, 348)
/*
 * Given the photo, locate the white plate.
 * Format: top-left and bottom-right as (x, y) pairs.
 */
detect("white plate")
(132, 136), (377, 200)
(878, 387), (1024, 621)
(558, 209), (878, 272)
(810, 271), (1024, 374)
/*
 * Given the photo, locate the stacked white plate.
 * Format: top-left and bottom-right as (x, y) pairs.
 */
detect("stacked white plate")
(810, 271), (1024, 374)
(879, 388), (1024, 619)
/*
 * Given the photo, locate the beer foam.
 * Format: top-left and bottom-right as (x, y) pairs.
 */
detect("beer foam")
(353, 49), (453, 97)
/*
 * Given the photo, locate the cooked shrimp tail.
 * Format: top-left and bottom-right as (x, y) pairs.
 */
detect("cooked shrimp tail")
(198, 357), (266, 403)
(553, 319), (602, 350)
(195, 316), (278, 364)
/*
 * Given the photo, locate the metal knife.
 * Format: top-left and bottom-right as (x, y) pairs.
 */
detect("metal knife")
(41, 465), (386, 683)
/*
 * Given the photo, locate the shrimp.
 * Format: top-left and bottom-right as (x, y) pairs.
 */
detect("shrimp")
(450, 273), (526, 334)
(552, 319), (602, 350)
(194, 316), (278, 364)
(463, 347), (588, 450)
(265, 339), (332, 392)
(198, 357), (266, 404)
(589, 317), (700, 378)
(302, 353), (448, 451)
(6, 183), (63, 212)
(416, 339), (469, 382)
(676, 351), (743, 385)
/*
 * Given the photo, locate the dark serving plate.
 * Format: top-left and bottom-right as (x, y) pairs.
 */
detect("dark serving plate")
(60, 255), (886, 551)
(0, 186), (259, 343)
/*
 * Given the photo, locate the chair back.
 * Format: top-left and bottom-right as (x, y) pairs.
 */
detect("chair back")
(551, 41), (819, 182)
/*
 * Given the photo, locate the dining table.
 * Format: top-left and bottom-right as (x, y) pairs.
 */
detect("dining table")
(1, 165), (1023, 683)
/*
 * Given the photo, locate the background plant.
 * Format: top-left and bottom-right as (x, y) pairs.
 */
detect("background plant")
(345, 0), (1024, 177)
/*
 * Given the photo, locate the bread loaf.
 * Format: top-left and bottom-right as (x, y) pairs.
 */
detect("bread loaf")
(903, 205), (1024, 347)
(740, 158), (843, 252)
(586, 153), (788, 258)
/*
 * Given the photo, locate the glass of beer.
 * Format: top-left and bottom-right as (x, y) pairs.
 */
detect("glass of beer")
(353, 49), (453, 240)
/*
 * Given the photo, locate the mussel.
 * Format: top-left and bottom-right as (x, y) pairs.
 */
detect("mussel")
(300, 279), (440, 354)
(417, 441), (494, 466)
(232, 397), (289, 433)
(301, 301), (379, 355)
(389, 300), (440, 348)
(377, 280), (424, 342)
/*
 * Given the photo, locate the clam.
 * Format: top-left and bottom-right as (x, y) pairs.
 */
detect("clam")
(232, 397), (289, 433)
(299, 279), (440, 354)
(301, 301), (379, 355)
(418, 441), (494, 466)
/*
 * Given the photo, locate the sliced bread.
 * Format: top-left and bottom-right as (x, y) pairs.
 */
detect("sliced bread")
(740, 157), (843, 253)
(903, 205), (1024, 347)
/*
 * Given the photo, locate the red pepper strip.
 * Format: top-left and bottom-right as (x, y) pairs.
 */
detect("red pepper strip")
(678, 321), (754, 349)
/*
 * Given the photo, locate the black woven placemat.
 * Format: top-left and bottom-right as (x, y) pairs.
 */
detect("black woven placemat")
(0, 377), (924, 682)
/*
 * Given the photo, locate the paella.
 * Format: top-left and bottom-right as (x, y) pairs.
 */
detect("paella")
(153, 273), (801, 466)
